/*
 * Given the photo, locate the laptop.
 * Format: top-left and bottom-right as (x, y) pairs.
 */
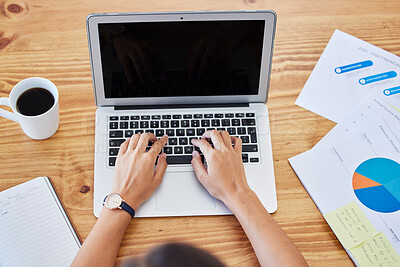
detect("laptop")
(86, 10), (277, 217)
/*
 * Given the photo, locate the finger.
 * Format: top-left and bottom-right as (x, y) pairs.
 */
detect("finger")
(136, 133), (157, 151)
(220, 130), (232, 147)
(202, 130), (225, 150)
(128, 134), (141, 151)
(232, 136), (242, 154)
(154, 153), (168, 184)
(191, 138), (213, 156)
(191, 151), (208, 182)
(149, 135), (168, 156)
(118, 138), (130, 156)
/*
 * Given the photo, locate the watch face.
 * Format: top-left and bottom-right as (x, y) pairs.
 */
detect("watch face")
(105, 193), (122, 209)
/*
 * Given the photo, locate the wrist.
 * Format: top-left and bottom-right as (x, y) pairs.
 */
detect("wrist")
(224, 188), (258, 213)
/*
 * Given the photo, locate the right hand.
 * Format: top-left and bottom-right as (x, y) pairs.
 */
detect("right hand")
(191, 130), (253, 206)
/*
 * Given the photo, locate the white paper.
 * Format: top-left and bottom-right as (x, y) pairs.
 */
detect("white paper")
(289, 119), (400, 255)
(296, 29), (400, 123)
(0, 177), (80, 266)
(316, 91), (400, 146)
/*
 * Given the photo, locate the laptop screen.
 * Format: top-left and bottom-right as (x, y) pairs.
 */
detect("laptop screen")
(98, 20), (265, 98)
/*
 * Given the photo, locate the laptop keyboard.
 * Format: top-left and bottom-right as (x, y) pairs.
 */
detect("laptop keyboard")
(108, 112), (260, 167)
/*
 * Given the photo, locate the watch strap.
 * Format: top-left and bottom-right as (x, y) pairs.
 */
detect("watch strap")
(120, 201), (135, 218)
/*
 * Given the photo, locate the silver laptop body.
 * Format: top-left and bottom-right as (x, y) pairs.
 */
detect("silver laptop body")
(87, 10), (277, 217)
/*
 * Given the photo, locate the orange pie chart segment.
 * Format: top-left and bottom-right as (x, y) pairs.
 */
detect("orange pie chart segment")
(353, 172), (382, 190)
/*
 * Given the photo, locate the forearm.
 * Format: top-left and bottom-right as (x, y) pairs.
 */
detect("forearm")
(71, 208), (131, 267)
(226, 191), (308, 267)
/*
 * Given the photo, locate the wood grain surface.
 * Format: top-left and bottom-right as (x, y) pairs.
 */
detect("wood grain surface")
(1, 0), (399, 266)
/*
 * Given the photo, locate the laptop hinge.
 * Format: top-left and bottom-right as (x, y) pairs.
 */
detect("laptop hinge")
(114, 103), (249, 110)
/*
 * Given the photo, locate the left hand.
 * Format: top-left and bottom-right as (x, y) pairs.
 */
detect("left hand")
(112, 133), (169, 210)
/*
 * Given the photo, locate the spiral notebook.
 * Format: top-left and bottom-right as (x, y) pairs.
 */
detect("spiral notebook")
(0, 176), (81, 266)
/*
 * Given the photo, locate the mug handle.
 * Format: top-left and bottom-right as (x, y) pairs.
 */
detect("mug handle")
(0, 97), (18, 122)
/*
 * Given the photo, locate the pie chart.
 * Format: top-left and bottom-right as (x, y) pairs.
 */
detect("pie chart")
(353, 157), (400, 213)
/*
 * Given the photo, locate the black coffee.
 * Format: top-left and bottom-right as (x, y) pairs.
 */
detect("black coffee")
(16, 88), (55, 116)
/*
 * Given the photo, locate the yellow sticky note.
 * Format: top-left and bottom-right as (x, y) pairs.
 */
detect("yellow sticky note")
(350, 232), (400, 267)
(323, 201), (377, 249)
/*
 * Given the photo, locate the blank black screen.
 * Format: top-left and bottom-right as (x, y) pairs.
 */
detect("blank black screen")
(98, 20), (264, 98)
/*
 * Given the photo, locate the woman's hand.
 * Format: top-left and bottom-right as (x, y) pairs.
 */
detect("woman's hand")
(112, 133), (168, 210)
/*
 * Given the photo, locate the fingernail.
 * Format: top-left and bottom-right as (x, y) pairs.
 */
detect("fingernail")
(162, 153), (167, 158)
(192, 151), (199, 157)
(163, 134), (168, 138)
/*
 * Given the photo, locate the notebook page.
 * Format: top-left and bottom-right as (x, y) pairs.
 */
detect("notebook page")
(0, 177), (80, 266)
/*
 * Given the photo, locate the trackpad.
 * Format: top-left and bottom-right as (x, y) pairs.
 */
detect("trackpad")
(155, 172), (216, 211)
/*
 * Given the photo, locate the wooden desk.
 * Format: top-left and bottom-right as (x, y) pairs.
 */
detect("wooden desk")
(1, 0), (399, 265)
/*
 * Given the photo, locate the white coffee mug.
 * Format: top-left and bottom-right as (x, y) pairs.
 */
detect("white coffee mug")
(0, 77), (59, 140)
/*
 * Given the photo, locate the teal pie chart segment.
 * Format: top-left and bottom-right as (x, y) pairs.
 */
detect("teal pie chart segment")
(353, 158), (400, 213)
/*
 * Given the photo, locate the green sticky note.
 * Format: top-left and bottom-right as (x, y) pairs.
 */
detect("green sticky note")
(323, 201), (378, 249)
(350, 232), (400, 267)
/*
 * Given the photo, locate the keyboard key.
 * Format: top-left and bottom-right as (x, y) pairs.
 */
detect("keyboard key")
(171, 120), (179, 127)
(156, 129), (164, 137)
(109, 139), (125, 147)
(235, 113), (245, 118)
(109, 148), (119, 156)
(225, 113), (234, 118)
(250, 157), (259, 163)
(242, 145), (258, 152)
(161, 121), (169, 128)
(250, 133), (257, 143)
(184, 146), (193, 154)
(227, 128), (236, 135)
(131, 115), (139, 120)
(248, 127), (256, 134)
(183, 114), (192, 119)
(242, 153), (249, 163)
(130, 121), (139, 129)
(242, 119), (256, 126)
(140, 121), (149, 128)
(197, 128), (206, 136)
(240, 136), (250, 143)
(191, 120), (200, 127)
(150, 121), (159, 128)
(217, 127), (226, 131)
(164, 146), (173, 154)
(120, 122), (128, 129)
(169, 138), (177, 145)
(186, 129), (196, 136)
(109, 157), (116, 166)
(238, 127), (246, 135)
(179, 137), (188, 145)
(201, 120), (210, 127)
(166, 129), (175, 136)
(135, 129), (144, 134)
(120, 116), (129, 120)
(181, 120), (190, 127)
(246, 113), (255, 117)
(165, 155), (202, 164)
(152, 115), (161, 120)
(109, 130), (123, 138)
(215, 114), (223, 118)
(176, 129), (185, 136)
(194, 114), (203, 118)
(232, 119), (240, 126)
(174, 146), (183, 154)
(125, 130), (133, 137)
(141, 115), (150, 120)
(110, 122), (118, 129)
(173, 115), (182, 119)
(221, 119), (230, 126)
(162, 115), (171, 119)
(211, 119), (220, 127)
(189, 137), (198, 143)
(110, 116), (118, 121)
(145, 129), (154, 134)
(204, 114), (213, 118)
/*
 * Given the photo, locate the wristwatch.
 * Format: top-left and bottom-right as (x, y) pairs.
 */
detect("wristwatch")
(103, 193), (135, 218)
